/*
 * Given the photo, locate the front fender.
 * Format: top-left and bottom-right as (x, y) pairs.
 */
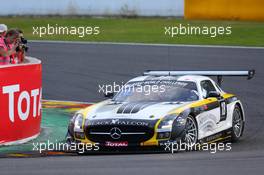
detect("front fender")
(170, 109), (191, 140)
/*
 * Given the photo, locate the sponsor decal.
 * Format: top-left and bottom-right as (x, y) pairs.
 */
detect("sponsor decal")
(105, 141), (128, 147)
(205, 133), (223, 142)
(2, 84), (41, 123)
(88, 119), (149, 127)
(0, 63), (42, 144)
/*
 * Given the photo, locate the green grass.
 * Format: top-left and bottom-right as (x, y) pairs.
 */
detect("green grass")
(1, 16), (264, 46)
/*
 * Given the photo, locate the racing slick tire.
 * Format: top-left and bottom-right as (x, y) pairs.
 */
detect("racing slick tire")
(231, 105), (244, 142)
(183, 115), (198, 147)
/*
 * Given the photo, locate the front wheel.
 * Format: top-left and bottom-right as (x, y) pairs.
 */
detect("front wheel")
(184, 115), (198, 147)
(231, 106), (244, 142)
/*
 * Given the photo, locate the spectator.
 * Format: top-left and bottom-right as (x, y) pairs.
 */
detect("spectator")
(0, 29), (19, 65)
(0, 24), (7, 38)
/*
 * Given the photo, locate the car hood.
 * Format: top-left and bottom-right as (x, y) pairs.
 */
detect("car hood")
(84, 100), (191, 121)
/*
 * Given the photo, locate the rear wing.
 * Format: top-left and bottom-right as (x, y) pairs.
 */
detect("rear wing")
(143, 70), (255, 86)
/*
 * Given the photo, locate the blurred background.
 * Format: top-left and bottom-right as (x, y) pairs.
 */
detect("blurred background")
(0, 0), (264, 46)
(1, 0), (263, 20)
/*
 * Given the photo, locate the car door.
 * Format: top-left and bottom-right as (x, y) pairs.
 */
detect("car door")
(198, 80), (227, 138)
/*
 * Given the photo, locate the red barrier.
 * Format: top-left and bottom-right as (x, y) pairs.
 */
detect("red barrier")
(0, 57), (42, 145)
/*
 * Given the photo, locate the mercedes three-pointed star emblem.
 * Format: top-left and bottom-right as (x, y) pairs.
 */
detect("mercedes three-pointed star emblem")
(110, 127), (122, 139)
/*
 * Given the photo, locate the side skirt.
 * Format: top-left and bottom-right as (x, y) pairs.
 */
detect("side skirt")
(199, 128), (232, 144)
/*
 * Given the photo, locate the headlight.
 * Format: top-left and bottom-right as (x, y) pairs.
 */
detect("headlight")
(158, 114), (178, 129)
(74, 113), (84, 130)
(175, 115), (186, 126)
(158, 114), (187, 129)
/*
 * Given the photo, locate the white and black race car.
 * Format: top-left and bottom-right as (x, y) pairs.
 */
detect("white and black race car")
(67, 70), (255, 148)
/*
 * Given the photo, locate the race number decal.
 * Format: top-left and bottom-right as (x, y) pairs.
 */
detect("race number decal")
(219, 100), (227, 121)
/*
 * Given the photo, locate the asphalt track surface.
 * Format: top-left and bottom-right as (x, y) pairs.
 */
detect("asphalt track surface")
(1, 41), (264, 175)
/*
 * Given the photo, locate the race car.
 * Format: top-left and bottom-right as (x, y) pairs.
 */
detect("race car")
(66, 70), (255, 149)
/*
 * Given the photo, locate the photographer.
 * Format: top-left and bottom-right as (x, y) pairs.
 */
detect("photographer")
(0, 29), (19, 65)
(15, 29), (28, 63)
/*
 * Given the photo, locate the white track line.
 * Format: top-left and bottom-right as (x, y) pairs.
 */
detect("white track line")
(0, 133), (39, 146)
(29, 40), (264, 49)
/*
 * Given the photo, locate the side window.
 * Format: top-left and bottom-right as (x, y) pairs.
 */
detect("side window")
(200, 80), (217, 98)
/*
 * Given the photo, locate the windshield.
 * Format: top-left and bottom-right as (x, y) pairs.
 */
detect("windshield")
(113, 80), (199, 103)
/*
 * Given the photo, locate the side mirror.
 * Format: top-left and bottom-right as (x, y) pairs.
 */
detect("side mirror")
(104, 92), (114, 98)
(206, 91), (221, 99)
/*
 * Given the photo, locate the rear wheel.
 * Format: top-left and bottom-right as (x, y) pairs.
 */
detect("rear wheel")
(231, 106), (244, 142)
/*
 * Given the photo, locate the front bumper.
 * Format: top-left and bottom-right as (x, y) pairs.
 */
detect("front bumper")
(66, 128), (186, 149)
(67, 118), (186, 150)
